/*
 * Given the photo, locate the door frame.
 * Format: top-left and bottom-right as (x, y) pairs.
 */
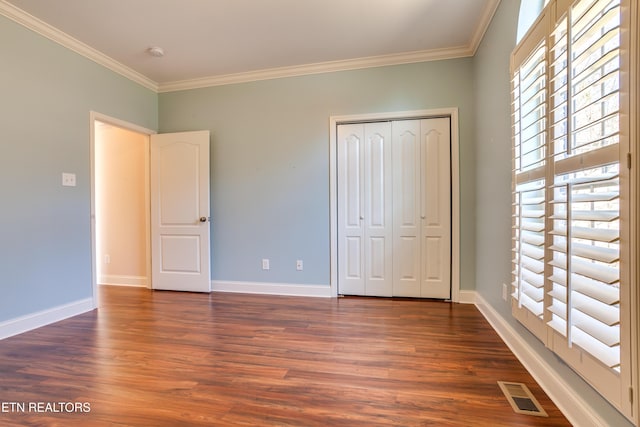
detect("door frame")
(89, 111), (156, 308)
(329, 108), (461, 301)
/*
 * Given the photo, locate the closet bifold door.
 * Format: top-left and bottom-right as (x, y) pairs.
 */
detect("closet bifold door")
(337, 123), (365, 296)
(337, 118), (450, 298)
(363, 122), (393, 296)
(392, 120), (423, 297)
(418, 118), (451, 299)
(337, 122), (393, 296)
(392, 118), (451, 299)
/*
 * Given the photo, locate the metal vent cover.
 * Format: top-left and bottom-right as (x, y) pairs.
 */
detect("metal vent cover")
(498, 381), (548, 417)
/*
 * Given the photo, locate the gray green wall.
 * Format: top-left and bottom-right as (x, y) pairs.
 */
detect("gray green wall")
(0, 15), (157, 322)
(473, 1), (632, 425)
(159, 61), (476, 288)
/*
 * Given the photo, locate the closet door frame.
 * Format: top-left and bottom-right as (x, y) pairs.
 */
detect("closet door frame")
(329, 108), (461, 301)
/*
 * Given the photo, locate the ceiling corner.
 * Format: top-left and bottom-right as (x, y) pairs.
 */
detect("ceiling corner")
(468, 0), (503, 55)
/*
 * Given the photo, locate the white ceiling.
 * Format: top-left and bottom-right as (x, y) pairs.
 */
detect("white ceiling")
(1, 0), (500, 91)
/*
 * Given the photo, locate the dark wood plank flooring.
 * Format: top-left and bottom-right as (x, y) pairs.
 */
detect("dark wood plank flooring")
(0, 286), (570, 426)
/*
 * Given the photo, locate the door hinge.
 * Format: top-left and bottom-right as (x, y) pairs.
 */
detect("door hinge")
(627, 152), (632, 169)
(629, 386), (634, 404)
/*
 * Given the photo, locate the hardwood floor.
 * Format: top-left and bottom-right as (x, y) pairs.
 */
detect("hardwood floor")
(0, 286), (570, 426)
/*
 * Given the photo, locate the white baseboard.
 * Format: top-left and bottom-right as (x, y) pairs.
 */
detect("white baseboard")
(212, 282), (473, 301)
(457, 290), (476, 304)
(0, 298), (95, 340)
(211, 280), (332, 297)
(474, 293), (608, 427)
(99, 275), (148, 287)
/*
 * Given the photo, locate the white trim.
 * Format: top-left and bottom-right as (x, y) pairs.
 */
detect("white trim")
(329, 108), (461, 301)
(158, 47), (473, 93)
(0, 1), (158, 92)
(474, 293), (610, 427)
(89, 112), (156, 310)
(457, 290), (477, 304)
(0, 298), (94, 341)
(469, 0), (502, 54)
(90, 111), (157, 136)
(449, 110), (461, 304)
(211, 280), (332, 298)
(629, 0), (640, 421)
(99, 275), (148, 287)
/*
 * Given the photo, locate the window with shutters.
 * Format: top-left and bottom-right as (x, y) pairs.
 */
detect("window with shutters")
(510, 0), (635, 421)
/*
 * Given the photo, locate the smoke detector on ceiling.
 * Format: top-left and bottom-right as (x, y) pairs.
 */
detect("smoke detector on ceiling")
(147, 46), (164, 57)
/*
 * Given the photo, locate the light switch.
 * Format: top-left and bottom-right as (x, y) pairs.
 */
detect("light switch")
(62, 173), (76, 187)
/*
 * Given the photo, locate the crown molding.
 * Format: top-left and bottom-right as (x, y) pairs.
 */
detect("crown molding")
(469, 0), (502, 54)
(158, 46), (474, 93)
(0, 0), (158, 92)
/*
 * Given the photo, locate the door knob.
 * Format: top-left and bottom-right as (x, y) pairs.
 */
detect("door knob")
(200, 217), (208, 222)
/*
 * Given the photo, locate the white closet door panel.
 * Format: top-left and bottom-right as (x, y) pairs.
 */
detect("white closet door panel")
(337, 124), (365, 295)
(369, 238), (387, 279)
(420, 118), (451, 299)
(392, 120), (422, 297)
(364, 122), (393, 296)
(345, 134), (362, 228)
(424, 236), (443, 279)
(345, 237), (362, 278)
(366, 129), (387, 228)
(396, 236), (420, 283)
(366, 237), (392, 296)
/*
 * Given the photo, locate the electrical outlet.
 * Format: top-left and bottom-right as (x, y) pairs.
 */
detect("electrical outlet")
(62, 172), (76, 187)
(502, 283), (508, 301)
(262, 259), (270, 270)
(296, 260), (303, 271)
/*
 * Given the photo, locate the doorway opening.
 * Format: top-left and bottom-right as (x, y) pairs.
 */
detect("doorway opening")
(90, 112), (155, 308)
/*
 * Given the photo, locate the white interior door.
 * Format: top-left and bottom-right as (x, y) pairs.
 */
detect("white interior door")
(150, 131), (211, 292)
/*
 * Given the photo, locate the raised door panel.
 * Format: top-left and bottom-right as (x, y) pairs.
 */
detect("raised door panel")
(345, 237), (362, 280)
(337, 124), (365, 295)
(392, 120), (422, 297)
(158, 142), (201, 224)
(420, 118), (451, 298)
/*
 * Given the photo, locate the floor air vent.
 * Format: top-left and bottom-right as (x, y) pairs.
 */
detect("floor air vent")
(497, 381), (548, 417)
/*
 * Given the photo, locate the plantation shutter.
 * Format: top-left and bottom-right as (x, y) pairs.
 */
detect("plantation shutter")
(548, 0), (623, 371)
(511, 0), (632, 417)
(512, 39), (547, 327)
